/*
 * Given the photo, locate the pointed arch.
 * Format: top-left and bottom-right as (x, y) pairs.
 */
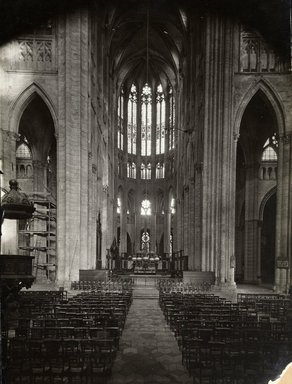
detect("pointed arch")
(234, 79), (286, 138)
(259, 186), (277, 221)
(9, 82), (57, 135)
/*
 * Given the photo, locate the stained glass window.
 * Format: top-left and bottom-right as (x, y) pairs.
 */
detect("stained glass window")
(261, 134), (278, 161)
(141, 83), (152, 156)
(127, 84), (137, 154)
(141, 199), (151, 216)
(156, 84), (165, 154)
(141, 230), (150, 252)
(156, 162), (165, 179)
(117, 87), (124, 150)
(16, 143), (31, 159)
(141, 163), (146, 179)
(169, 86), (175, 150)
(141, 163), (151, 180)
(127, 162), (136, 179)
(117, 197), (121, 214)
(170, 197), (175, 214)
(146, 163), (151, 179)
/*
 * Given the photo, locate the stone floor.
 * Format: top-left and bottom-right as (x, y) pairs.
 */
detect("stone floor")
(108, 285), (192, 384)
(27, 280), (276, 383)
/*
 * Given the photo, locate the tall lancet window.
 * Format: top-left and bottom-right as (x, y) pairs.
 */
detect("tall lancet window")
(117, 87), (124, 150)
(141, 83), (152, 156)
(156, 162), (165, 179)
(127, 162), (137, 179)
(141, 163), (146, 179)
(156, 84), (165, 154)
(127, 84), (137, 154)
(169, 86), (175, 150)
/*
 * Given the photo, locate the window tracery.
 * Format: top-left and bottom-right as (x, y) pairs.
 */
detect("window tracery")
(141, 83), (152, 156)
(156, 84), (165, 154)
(261, 134), (278, 161)
(156, 162), (165, 179)
(141, 230), (150, 252)
(127, 162), (137, 179)
(127, 84), (137, 154)
(118, 87), (124, 150)
(169, 86), (175, 150)
(141, 199), (151, 216)
(117, 197), (121, 214)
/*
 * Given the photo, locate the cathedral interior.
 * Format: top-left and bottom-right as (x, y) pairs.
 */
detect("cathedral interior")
(0, 0), (292, 383)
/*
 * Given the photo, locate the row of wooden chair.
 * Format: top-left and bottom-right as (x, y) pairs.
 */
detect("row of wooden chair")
(158, 279), (212, 293)
(159, 289), (292, 384)
(237, 293), (290, 319)
(5, 287), (133, 384)
(71, 279), (133, 291)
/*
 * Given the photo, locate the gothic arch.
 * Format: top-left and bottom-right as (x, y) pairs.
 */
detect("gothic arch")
(259, 186), (277, 221)
(9, 82), (58, 135)
(234, 79), (286, 138)
(168, 185), (175, 199)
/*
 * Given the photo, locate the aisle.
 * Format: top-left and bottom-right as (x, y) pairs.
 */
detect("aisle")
(108, 286), (192, 384)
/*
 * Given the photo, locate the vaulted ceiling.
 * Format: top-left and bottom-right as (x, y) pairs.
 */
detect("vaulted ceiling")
(0, 0), (289, 78)
(107, 3), (187, 88)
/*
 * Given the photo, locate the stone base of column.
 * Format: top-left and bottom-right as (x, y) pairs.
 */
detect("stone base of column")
(79, 269), (108, 282)
(183, 271), (215, 285)
(212, 282), (237, 302)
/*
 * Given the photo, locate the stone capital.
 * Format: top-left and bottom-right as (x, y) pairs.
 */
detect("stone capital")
(279, 133), (292, 145)
(32, 159), (46, 168)
(183, 185), (189, 193)
(1, 129), (19, 141)
(233, 132), (240, 142)
(103, 184), (109, 193)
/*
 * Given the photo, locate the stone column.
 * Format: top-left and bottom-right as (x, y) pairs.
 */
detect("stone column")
(183, 186), (189, 258)
(257, 221), (263, 284)
(120, 189), (127, 254)
(244, 163), (260, 282)
(1, 130), (18, 254)
(176, 196), (183, 251)
(275, 134), (292, 293)
(56, 9), (90, 285)
(164, 194), (171, 254)
(32, 159), (46, 192)
(188, 178), (195, 270)
(151, 211), (157, 253)
(201, 16), (236, 286)
(101, 182), (108, 269)
(88, 161), (98, 269)
(194, 164), (203, 270)
(135, 206), (141, 253)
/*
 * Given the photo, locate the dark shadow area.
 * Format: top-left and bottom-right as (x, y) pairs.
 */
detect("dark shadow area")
(0, 0), (290, 57)
(261, 193), (276, 284)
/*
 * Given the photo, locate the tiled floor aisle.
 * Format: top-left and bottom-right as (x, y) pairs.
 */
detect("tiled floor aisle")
(108, 286), (192, 384)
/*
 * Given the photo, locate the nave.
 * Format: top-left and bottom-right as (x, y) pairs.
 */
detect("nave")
(108, 284), (191, 384)
(4, 278), (292, 384)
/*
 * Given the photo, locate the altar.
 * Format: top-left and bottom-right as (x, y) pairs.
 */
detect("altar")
(130, 251), (160, 275)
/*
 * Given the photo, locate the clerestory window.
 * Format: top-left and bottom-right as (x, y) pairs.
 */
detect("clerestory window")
(127, 84), (137, 155)
(156, 84), (165, 154)
(141, 83), (152, 156)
